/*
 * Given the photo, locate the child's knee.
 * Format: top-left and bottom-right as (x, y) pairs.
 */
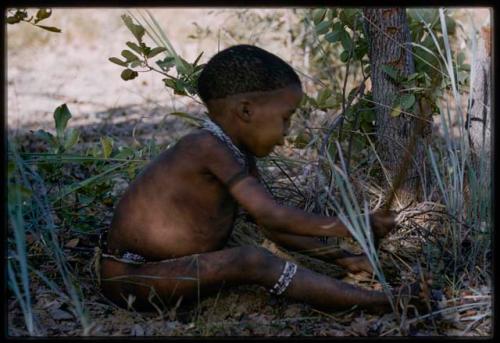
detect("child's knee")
(239, 245), (275, 269)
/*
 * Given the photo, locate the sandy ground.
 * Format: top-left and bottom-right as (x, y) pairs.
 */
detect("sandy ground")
(6, 8), (304, 132)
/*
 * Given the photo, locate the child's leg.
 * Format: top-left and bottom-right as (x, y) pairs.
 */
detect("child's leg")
(100, 245), (394, 313)
(262, 229), (373, 274)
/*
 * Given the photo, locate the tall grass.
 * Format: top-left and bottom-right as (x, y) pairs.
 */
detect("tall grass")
(425, 9), (491, 286)
(7, 140), (100, 335)
(326, 142), (396, 312)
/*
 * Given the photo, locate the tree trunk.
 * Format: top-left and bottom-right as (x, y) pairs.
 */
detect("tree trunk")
(363, 8), (431, 205)
(467, 25), (491, 160)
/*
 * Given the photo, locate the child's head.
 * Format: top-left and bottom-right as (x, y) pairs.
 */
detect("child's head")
(197, 45), (303, 157)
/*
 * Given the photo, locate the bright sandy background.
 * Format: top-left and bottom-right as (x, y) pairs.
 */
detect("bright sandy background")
(7, 8), (490, 132)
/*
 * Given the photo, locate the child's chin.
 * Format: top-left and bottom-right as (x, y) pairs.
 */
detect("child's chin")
(255, 151), (270, 158)
(255, 147), (274, 157)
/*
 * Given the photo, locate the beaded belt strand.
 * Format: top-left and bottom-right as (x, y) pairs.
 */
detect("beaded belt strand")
(201, 119), (248, 169)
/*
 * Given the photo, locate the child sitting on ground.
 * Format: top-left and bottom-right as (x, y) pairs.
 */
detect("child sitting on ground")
(100, 44), (427, 313)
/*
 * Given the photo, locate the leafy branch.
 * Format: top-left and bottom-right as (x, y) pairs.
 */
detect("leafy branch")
(6, 8), (61, 33)
(109, 13), (205, 100)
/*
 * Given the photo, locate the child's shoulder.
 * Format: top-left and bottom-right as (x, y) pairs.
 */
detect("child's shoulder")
(175, 129), (229, 158)
(175, 130), (244, 170)
(177, 129), (221, 150)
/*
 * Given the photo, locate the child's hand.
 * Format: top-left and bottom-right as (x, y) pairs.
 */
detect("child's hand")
(370, 210), (396, 240)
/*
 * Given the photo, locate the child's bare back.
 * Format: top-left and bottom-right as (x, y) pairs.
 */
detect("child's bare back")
(107, 131), (242, 260)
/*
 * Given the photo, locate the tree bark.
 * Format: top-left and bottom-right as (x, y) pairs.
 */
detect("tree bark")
(362, 8), (431, 205)
(467, 25), (491, 160)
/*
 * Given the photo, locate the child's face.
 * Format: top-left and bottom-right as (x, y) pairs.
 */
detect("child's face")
(244, 85), (303, 157)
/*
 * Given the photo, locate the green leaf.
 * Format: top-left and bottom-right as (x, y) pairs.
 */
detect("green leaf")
(6, 16), (22, 24)
(324, 96), (337, 109)
(340, 29), (353, 51)
(54, 104), (72, 139)
(34, 9), (51, 24)
(147, 47), (167, 59)
(315, 21), (331, 35)
(340, 50), (350, 63)
(312, 8), (327, 24)
(173, 80), (188, 95)
(121, 49), (140, 62)
(115, 146), (135, 159)
(381, 64), (399, 81)
(157, 56), (176, 71)
(142, 46), (152, 56)
(339, 9), (357, 27)
(354, 41), (368, 59)
(8, 161), (15, 179)
(390, 105), (402, 117)
(121, 69), (139, 81)
(34, 129), (57, 147)
(360, 109), (375, 123)
(317, 88), (331, 105)
(326, 8), (337, 21)
(15, 10), (29, 21)
(129, 60), (142, 68)
(175, 57), (192, 75)
(445, 14), (456, 35)
(35, 25), (61, 33)
(163, 78), (177, 89)
(121, 14), (145, 42)
(100, 136), (114, 159)
(325, 30), (341, 43)
(407, 9), (439, 26)
(127, 163), (137, 179)
(126, 41), (143, 55)
(108, 57), (128, 67)
(406, 73), (420, 81)
(63, 128), (80, 150)
(400, 94), (416, 110)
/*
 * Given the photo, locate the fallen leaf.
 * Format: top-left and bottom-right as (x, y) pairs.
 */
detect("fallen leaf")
(283, 304), (302, 317)
(65, 238), (79, 248)
(50, 308), (73, 321)
(350, 315), (370, 336)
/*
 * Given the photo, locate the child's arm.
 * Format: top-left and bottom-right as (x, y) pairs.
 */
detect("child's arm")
(231, 177), (351, 237)
(202, 135), (352, 238)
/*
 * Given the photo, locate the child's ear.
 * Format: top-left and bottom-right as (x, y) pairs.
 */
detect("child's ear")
(236, 100), (252, 123)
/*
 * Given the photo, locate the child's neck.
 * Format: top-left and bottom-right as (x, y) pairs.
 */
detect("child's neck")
(202, 118), (250, 168)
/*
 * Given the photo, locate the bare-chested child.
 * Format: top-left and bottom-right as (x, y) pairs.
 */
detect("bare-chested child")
(100, 45), (427, 313)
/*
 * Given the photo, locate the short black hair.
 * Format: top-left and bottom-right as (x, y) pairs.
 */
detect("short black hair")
(196, 44), (302, 103)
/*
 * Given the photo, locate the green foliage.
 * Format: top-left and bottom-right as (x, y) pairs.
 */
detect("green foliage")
(6, 8), (61, 33)
(100, 136), (114, 159)
(109, 12), (205, 98)
(34, 104), (80, 154)
(307, 7), (463, 130)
